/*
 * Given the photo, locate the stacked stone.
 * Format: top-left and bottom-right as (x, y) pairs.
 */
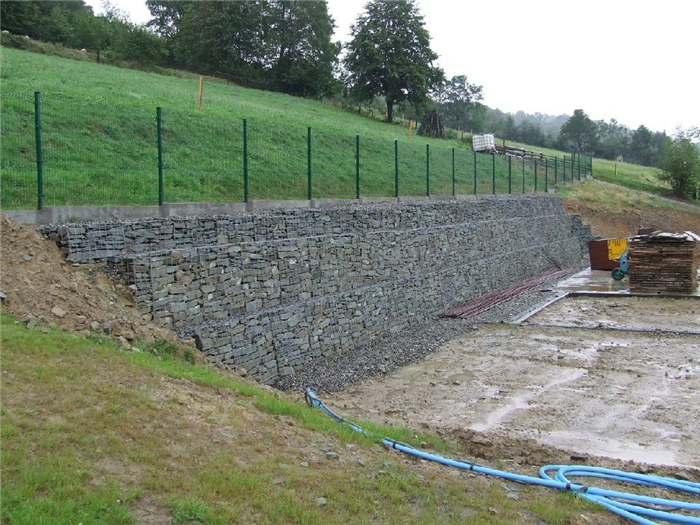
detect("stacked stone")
(38, 196), (570, 263)
(38, 196), (593, 384)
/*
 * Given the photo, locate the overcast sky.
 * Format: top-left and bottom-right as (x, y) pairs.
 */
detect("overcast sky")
(86, 0), (698, 135)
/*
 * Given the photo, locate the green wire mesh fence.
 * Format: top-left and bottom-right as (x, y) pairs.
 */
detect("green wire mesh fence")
(0, 91), (593, 210)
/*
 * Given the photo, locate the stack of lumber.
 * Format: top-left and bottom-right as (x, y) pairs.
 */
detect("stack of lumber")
(628, 231), (700, 294)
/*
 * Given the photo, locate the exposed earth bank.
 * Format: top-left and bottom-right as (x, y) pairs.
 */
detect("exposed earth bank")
(563, 198), (700, 238)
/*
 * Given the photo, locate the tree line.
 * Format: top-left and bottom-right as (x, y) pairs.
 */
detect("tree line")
(0, 0), (165, 64)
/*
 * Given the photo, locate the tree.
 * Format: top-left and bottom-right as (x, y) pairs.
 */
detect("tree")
(175, 1), (269, 77)
(152, 1), (339, 97)
(266, 0), (341, 97)
(657, 132), (700, 198)
(146, 0), (191, 40)
(433, 75), (483, 131)
(344, 0), (444, 123)
(0, 1), (43, 38)
(629, 125), (654, 166)
(558, 109), (598, 153)
(112, 25), (166, 65)
(596, 119), (630, 161)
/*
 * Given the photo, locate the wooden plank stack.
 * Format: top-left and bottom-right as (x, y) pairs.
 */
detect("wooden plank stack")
(628, 231), (700, 294)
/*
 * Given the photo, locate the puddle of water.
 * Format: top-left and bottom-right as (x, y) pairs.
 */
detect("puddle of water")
(545, 430), (684, 467)
(556, 269), (630, 294)
(471, 368), (586, 432)
(392, 362), (435, 379)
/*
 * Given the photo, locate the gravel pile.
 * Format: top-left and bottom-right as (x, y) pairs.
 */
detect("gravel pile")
(275, 284), (568, 394)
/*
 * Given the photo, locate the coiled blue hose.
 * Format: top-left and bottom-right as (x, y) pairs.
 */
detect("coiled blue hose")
(305, 388), (700, 525)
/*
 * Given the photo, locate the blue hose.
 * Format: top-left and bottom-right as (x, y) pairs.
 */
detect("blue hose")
(305, 388), (700, 525)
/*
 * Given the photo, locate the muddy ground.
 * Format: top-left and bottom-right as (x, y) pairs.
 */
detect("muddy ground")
(525, 295), (700, 332)
(327, 296), (699, 471)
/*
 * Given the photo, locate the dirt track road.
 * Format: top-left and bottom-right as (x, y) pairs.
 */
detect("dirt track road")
(328, 297), (700, 469)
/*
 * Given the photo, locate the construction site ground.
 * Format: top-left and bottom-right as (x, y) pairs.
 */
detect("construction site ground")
(327, 292), (699, 473)
(2, 197), (699, 524)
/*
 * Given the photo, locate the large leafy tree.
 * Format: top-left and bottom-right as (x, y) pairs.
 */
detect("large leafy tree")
(266, 0), (340, 97)
(344, 0), (444, 123)
(148, 0), (339, 97)
(596, 119), (630, 160)
(175, 1), (269, 77)
(657, 132), (700, 198)
(629, 125), (654, 166)
(433, 75), (483, 131)
(558, 109), (598, 153)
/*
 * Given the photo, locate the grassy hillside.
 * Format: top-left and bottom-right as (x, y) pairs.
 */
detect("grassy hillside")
(2, 46), (675, 210)
(504, 139), (670, 196)
(2, 47), (580, 209)
(1, 315), (616, 524)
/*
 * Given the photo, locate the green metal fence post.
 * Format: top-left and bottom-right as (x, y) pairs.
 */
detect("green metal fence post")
(394, 140), (399, 198)
(534, 160), (538, 193)
(34, 91), (44, 210)
(571, 153), (574, 182)
(355, 134), (360, 199)
(492, 154), (496, 194)
(508, 156), (512, 194)
(554, 157), (558, 185)
(522, 157), (525, 193)
(545, 158), (548, 192)
(452, 148), (456, 196)
(590, 155), (593, 177)
(473, 151), (477, 195)
(157, 107), (164, 206)
(425, 144), (430, 197)
(307, 127), (312, 200)
(562, 156), (566, 183)
(243, 119), (249, 202)
(578, 154), (581, 181)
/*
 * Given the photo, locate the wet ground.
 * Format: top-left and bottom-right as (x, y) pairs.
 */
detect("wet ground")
(327, 295), (700, 470)
(524, 295), (700, 333)
(554, 268), (700, 296)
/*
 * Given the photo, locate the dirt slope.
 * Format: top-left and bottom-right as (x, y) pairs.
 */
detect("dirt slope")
(0, 214), (175, 347)
(564, 199), (700, 239)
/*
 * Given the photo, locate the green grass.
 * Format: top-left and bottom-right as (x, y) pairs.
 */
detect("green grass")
(589, 157), (668, 194)
(555, 179), (700, 214)
(2, 42), (682, 210)
(505, 139), (674, 198)
(1, 315), (614, 524)
(1, 46), (580, 209)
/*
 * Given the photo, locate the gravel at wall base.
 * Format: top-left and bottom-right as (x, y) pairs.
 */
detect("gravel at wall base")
(274, 270), (579, 394)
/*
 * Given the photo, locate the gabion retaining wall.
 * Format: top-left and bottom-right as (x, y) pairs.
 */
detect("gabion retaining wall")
(41, 196), (593, 384)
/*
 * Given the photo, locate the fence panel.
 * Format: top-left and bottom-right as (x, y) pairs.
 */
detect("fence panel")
(493, 153), (511, 194)
(429, 145), (453, 195)
(313, 130), (356, 199)
(453, 148), (473, 196)
(360, 135), (396, 198)
(0, 92), (36, 209)
(162, 108), (244, 203)
(39, 94), (157, 206)
(1, 90), (593, 208)
(247, 119), (305, 201)
(398, 141), (428, 196)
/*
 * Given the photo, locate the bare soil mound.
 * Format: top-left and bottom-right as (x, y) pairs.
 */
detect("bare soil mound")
(0, 214), (176, 347)
(564, 199), (700, 238)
